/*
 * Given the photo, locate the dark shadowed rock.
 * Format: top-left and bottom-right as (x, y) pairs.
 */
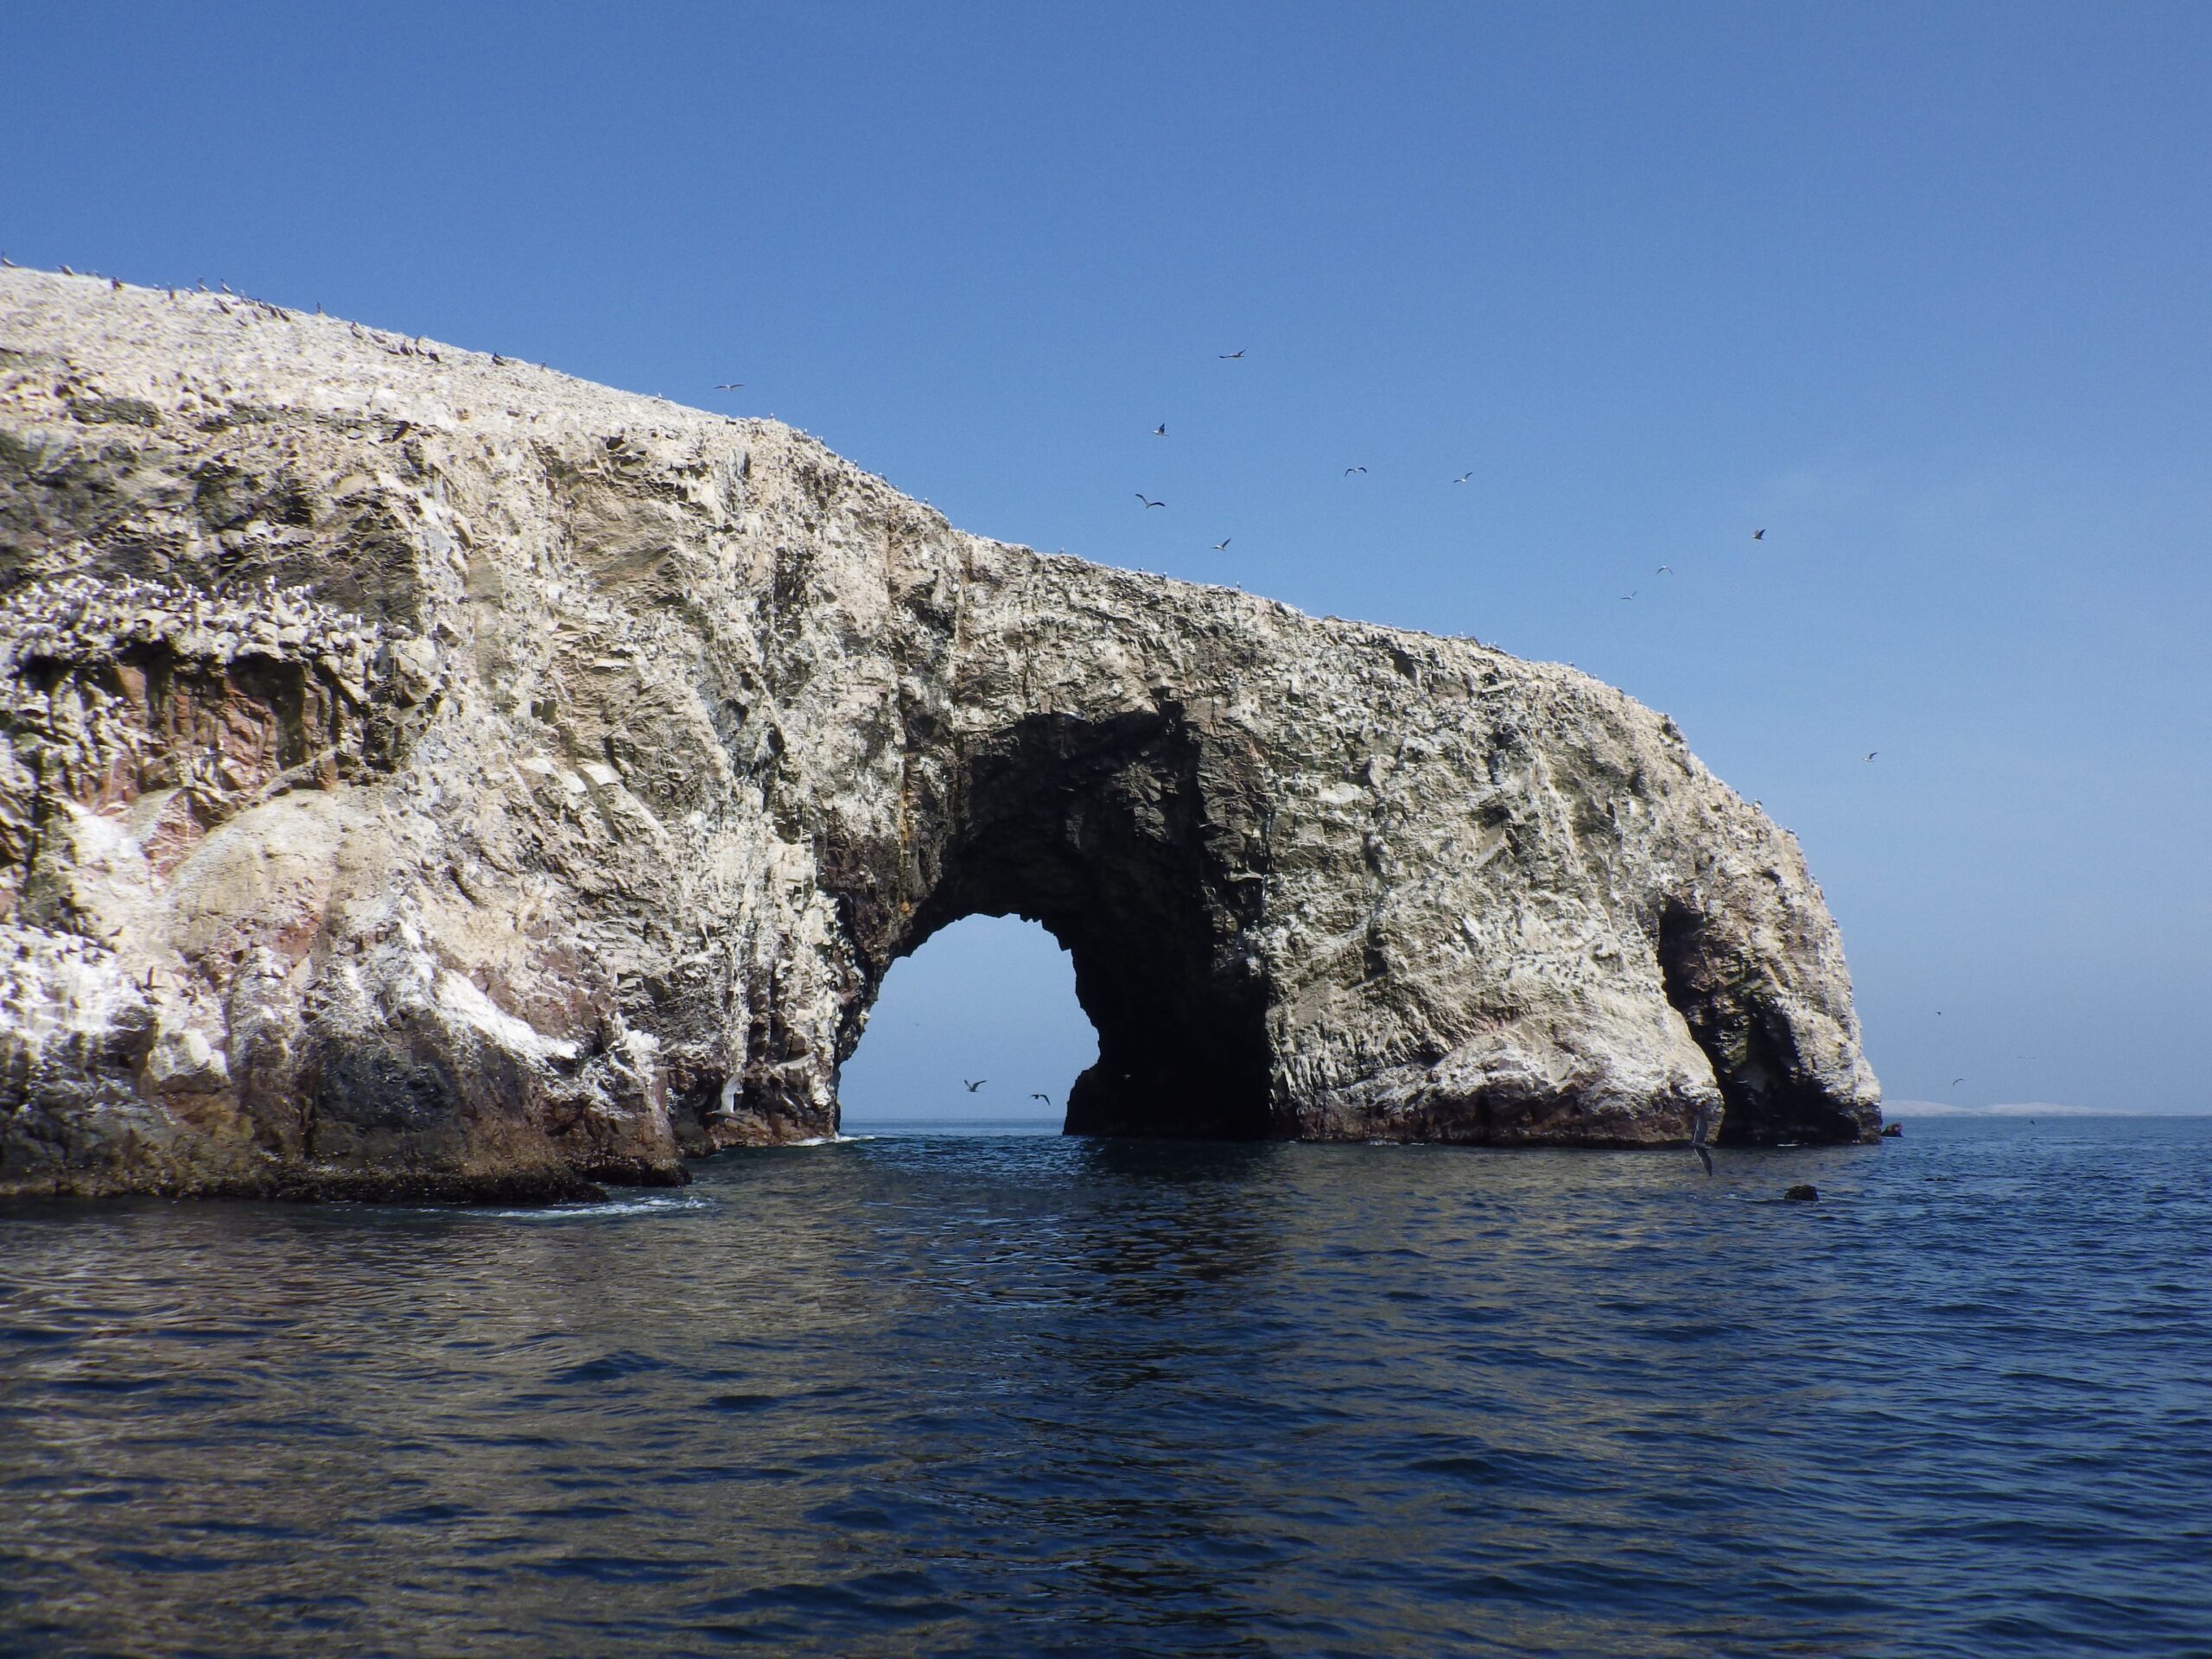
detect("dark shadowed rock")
(1784, 1184), (1820, 1202)
(0, 270), (1882, 1201)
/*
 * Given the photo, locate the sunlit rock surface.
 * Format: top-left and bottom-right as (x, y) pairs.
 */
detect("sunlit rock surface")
(0, 270), (1879, 1200)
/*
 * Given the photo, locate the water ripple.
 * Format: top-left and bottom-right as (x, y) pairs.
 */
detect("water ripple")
(3, 1116), (2209, 1656)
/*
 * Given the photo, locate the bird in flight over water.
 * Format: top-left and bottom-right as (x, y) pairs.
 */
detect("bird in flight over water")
(1212, 538), (1231, 550)
(1218, 349), (1245, 359)
(1752, 528), (1766, 540)
(963, 1078), (987, 1093)
(1691, 1109), (1714, 1177)
(1135, 493), (1166, 509)
(1152, 423), (1168, 436)
(1030, 1092), (1052, 1103)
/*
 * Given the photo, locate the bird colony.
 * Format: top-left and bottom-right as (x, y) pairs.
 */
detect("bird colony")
(0, 269), (1880, 1201)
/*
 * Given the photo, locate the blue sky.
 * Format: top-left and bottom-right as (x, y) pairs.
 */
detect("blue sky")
(6, 3), (2207, 1116)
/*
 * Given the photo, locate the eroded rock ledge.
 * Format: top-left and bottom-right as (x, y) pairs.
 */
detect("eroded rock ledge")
(0, 270), (1879, 1201)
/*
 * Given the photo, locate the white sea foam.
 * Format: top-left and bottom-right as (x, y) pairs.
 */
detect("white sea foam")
(479, 1192), (713, 1221)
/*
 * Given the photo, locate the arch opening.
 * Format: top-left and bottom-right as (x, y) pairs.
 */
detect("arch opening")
(1655, 899), (1859, 1146)
(836, 709), (1279, 1141)
(838, 915), (1096, 1128)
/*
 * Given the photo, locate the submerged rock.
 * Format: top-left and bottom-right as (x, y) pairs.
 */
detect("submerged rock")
(1784, 1185), (1821, 1202)
(0, 270), (1881, 1201)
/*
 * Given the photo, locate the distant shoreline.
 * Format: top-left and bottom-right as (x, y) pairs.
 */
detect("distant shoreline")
(1878, 1103), (2202, 1118)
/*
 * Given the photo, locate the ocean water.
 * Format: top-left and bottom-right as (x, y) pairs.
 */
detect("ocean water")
(2, 1116), (2207, 1658)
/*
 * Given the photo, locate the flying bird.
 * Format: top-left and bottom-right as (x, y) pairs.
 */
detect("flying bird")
(1953, 1077), (1967, 1087)
(1656, 565), (1673, 575)
(1135, 493), (1166, 509)
(713, 382), (745, 391)
(1864, 752), (1878, 762)
(1152, 423), (1168, 436)
(1452, 471), (1473, 484)
(1344, 466), (1367, 475)
(963, 1078), (988, 1093)
(1752, 529), (1766, 540)
(1218, 349), (1245, 359)
(1620, 591), (1637, 601)
(1212, 538), (1231, 551)
(1030, 1092), (1052, 1103)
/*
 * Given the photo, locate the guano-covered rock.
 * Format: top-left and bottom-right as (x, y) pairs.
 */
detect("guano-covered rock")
(0, 270), (1879, 1201)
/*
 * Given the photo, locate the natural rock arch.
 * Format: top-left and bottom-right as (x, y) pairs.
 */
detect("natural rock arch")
(841, 708), (1276, 1141)
(0, 270), (1880, 1201)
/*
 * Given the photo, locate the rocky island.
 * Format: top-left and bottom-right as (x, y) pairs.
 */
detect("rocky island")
(0, 270), (1879, 1201)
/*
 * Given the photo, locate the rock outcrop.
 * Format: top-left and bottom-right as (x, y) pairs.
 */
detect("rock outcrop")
(0, 270), (1879, 1201)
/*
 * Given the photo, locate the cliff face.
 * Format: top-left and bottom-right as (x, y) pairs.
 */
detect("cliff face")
(0, 270), (1879, 1201)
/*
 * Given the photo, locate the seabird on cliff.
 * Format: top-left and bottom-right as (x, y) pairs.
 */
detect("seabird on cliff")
(1135, 494), (1166, 509)
(963, 1078), (987, 1092)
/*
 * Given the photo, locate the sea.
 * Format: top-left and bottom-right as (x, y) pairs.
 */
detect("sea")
(2, 1115), (2207, 1658)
